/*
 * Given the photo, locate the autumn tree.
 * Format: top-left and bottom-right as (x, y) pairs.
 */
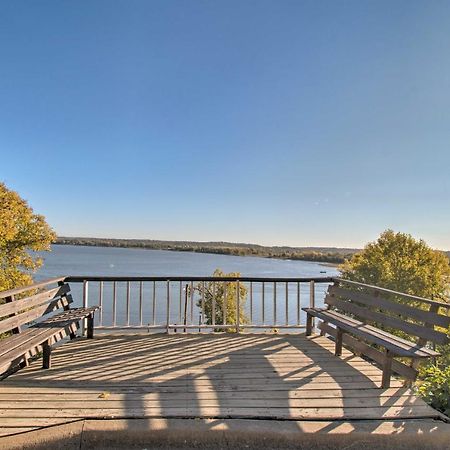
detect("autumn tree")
(340, 229), (450, 379)
(340, 230), (450, 301)
(0, 182), (56, 291)
(195, 269), (248, 332)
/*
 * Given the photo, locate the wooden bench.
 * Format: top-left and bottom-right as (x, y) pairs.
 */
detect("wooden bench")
(303, 280), (450, 388)
(0, 277), (99, 376)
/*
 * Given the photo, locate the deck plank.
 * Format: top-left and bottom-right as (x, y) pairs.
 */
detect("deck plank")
(0, 333), (441, 436)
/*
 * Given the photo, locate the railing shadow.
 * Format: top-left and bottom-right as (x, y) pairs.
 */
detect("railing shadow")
(0, 333), (440, 439)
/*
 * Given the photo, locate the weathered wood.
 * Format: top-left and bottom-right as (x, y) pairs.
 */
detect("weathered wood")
(318, 321), (418, 381)
(0, 284), (71, 318)
(328, 285), (450, 329)
(333, 278), (450, 309)
(0, 396), (428, 409)
(4, 295), (21, 335)
(325, 295), (449, 345)
(335, 327), (343, 356)
(0, 387), (413, 399)
(0, 333), (441, 436)
(87, 313), (94, 339)
(0, 405), (437, 420)
(382, 350), (394, 388)
(42, 340), (51, 369)
(0, 307), (98, 373)
(306, 313), (313, 336)
(0, 277), (67, 300)
(303, 308), (438, 357)
(0, 297), (72, 335)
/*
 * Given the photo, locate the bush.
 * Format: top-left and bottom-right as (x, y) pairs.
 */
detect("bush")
(416, 365), (450, 417)
(195, 269), (248, 332)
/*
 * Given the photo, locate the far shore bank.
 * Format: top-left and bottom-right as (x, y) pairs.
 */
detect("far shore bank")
(54, 237), (357, 265)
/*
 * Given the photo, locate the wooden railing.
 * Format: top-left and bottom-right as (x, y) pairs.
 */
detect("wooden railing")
(3, 276), (447, 337)
(65, 276), (334, 332)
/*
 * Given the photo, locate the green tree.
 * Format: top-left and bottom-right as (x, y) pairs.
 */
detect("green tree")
(195, 269), (248, 332)
(340, 229), (450, 376)
(340, 230), (450, 301)
(0, 182), (56, 292)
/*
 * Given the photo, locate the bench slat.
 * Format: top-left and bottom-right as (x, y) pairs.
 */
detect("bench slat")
(0, 278), (67, 300)
(0, 307), (99, 371)
(0, 284), (71, 318)
(303, 308), (438, 358)
(318, 321), (418, 380)
(322, 309), (439, 356)
(0, 308), (98, 360)
(329, 285), (450, 329)
(326, 295), (449, 345)
(0, 297), (72, 335)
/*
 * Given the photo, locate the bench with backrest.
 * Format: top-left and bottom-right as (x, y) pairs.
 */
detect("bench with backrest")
(303, 279), (450, 388)
(0, 277), (99, 376)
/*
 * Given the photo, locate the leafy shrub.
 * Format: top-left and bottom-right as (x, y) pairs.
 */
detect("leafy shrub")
(416, 365), (450, 417)
(195, 269), (248, 332)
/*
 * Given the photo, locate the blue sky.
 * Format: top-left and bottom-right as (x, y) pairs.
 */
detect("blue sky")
(1, 1), (449, 249)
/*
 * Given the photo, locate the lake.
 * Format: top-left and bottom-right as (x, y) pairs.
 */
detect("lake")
(37, 245), (339, 329)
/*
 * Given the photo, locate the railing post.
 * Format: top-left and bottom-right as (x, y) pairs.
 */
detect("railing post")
(309, 280), (315, 332)
(273, 282), (277, 325)
(201, 281), (205, 326)
(223, 282), (227, 326)
(249, 281), (253, 324)
(139, 281), (143, 327)
(82, 280), (89, 335)
(262, 282), (265, 324)
(212, 282), (216, 328)
(166, 280), (170, 334)
(190, 281), (194, 325)
(179, 281), (183, 324)
(152, 281), (156, 326)
(236, 280), (240, 333)
(285, 281), (289, 325)
(112, 281), (117, 327)
(99, 281), (103, 327)
(126, 281), (131, 326)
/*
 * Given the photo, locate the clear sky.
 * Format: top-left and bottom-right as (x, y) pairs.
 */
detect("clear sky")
(1, 1), (449, 249)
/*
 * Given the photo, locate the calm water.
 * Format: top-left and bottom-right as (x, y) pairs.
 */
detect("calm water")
(37, 245), (339, 328)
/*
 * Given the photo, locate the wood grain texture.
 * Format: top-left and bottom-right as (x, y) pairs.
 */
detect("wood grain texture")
(0, 333), (440, 437)
(328, 285), (450, 329)
(303, 308), (439, 356)
(325, 295), (448, 345)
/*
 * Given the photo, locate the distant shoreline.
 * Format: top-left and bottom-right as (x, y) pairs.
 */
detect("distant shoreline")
(54, 237), (358, 265)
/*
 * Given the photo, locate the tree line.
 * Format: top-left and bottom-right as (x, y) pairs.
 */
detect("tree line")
(55, 236), (358, 264)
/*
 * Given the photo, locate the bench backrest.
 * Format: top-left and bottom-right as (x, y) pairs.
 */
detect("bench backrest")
(324, 281), (450, 346)
(0, 278), (73, 335)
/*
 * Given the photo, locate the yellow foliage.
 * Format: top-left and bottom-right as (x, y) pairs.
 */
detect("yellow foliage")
(0, 182), (56, 292)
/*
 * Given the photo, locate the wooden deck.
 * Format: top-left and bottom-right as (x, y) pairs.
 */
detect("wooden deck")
(0, 333), (443, 437)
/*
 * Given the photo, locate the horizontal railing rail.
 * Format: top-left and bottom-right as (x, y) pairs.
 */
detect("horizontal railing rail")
(63, 276), (334, 332)
(3, 276), (447, 334)
(65, 276), (334, 283)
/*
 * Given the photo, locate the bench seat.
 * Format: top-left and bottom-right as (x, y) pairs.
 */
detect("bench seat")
(303, 305), (443, 389)
(302, 307), (439, 359)
(0, 306), (99, 374)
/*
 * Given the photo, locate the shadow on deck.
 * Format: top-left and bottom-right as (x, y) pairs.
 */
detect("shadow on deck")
(0, 333), (448, 448)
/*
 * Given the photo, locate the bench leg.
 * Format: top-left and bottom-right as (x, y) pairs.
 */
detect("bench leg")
(42, 340), (52, 369)
(320, 322), (327, 336)
(335, 328), (344, 356)
(306, 314), (313, 336)
(381, 350), (393, 388)
(87, 313), (94, 339)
